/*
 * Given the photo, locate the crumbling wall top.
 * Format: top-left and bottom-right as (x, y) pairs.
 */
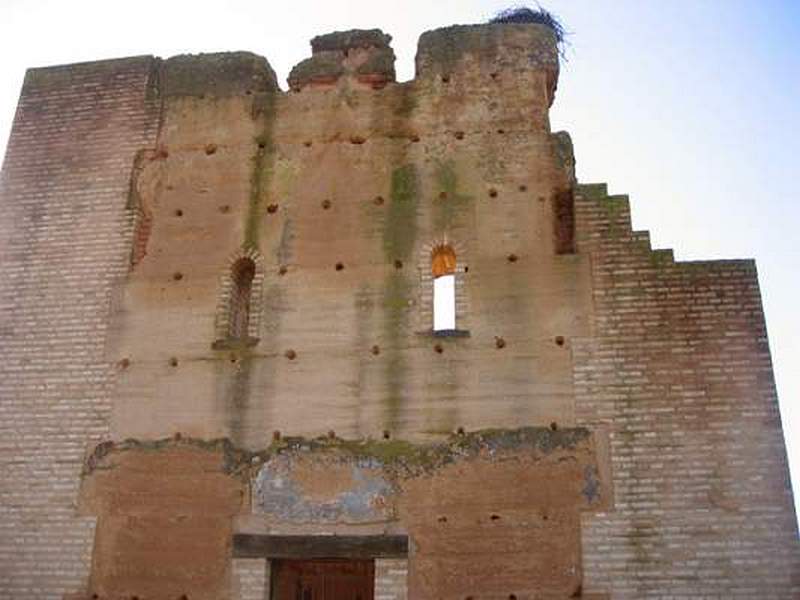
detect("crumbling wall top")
(415, 22), (559, 102)
(310, 28), (392, 53)
(289, 28), (396, 91)
(162, 51), (278, 98)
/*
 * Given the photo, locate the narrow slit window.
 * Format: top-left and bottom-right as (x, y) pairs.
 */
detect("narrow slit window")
(229, 257), (255, 339)
(432, 245), (457, 331)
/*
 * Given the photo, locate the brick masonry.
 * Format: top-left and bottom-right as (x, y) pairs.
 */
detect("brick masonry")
(375, 559), (408, 600)
(0, 57), (160, 598)
(574, 184), (800, 597)
(232, 558), (270, 600)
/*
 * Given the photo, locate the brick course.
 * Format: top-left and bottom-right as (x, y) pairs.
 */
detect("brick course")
(0, 57), (160, 598)
(574, 184), (800, 597)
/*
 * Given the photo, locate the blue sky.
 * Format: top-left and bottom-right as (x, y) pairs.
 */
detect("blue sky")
(1, 0), (798, 519)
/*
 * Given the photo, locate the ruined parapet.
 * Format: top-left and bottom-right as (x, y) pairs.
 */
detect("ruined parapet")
(416, 22), (558, 97)
(162, 51), (279, 97)
(414, 22), (560, 131)
(288, 28), (396, 91)
(551, 130), (576, 181)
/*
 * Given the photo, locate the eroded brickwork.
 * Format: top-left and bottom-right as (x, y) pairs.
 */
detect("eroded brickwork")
(573, 184), (800, 597)
(0, 57), (160, 598)
(375, 559), (408, 600)
(232, 558), (269, 600)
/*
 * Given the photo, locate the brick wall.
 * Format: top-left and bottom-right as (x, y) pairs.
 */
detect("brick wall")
(374, 558), (408, 600)
(0, 57), (160, 598)
(232, 558), (269, 600)
(574, 184), (800, 597)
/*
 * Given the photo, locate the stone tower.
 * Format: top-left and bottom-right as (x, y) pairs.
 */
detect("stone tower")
(0, 20), (798, 600)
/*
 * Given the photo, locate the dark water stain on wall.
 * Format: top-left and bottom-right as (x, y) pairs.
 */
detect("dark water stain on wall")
(380, 164), (419, 430)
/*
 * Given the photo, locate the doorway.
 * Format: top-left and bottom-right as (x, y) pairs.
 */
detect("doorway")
(271, 558), (374, 600)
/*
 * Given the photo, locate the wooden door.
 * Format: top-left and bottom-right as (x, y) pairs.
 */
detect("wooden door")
(271, 559), (374, 600)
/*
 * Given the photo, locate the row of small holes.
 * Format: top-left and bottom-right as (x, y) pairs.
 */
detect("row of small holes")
(169, 256), (526, 280)
(440, 73), (500, 83)
(170, 185), (513, 219)
(188, 120), (515, 158)
(259, 184), (529, 215)
(119, 336), (567, 369)
(268, 427), (531, 442)
(287, 127), (510, 147)
(173, 205), (231, 216)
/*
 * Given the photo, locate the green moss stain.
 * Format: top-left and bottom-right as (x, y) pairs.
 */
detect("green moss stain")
(255, 280), (283, 434)
(383, 270), (412, 314)
(356, 48), (395, 81)
(85, 426), (593, 480)
(336, 83), (361, 110)
(353, 284), (375, 436)
(601, 197), (626, 240)
(311, 29), (392, 53)
(626, 519), (658, 566)
(227, 354), (254, 447)
(145, 58), (162, 104)
(382, 271), (411, 429)
(368, 81), (415, 143)
(275, 217), (294, 269)
(210, 344), (258, 448)
(246, 149), (268, 249)
(551, 131), (575, 170)
(84, 436), (252, 479)
(434, 159), (473, 232)
(163, 52), (278, 98)
(380, 164), (419, 430)
(394, 84), (418, 118)
(419, 26), (479, 76)
(428, 407), (459, 437)
(245, 91), (277, 250)
(648, 249), (674, 269)
(210, 90), (277, 449)
(383, 164), (418, 261)
(577, 183), (608, 199)
(288, 54), (344, 87)
(126, 149), (149, 211)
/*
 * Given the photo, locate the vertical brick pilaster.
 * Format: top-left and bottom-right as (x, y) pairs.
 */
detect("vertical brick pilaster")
(574, 184), (800, 598)
(375, 558), (408, 600)
(232, 558), (269, 600)
(0, 56), (161, 598)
